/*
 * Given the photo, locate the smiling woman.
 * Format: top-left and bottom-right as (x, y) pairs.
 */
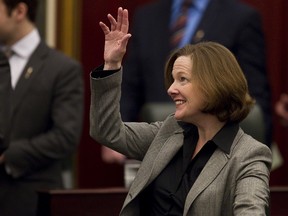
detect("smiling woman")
(89, 7), (272, 216)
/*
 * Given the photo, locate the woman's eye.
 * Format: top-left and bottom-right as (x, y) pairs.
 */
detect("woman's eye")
(180, 77), (187, 82)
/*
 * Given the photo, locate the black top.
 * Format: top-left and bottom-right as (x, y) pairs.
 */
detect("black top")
(139, 122), (239, 216)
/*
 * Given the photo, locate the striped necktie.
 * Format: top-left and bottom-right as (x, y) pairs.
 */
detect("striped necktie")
(170, 0), (194, 50)
(3, 47), (14, 59)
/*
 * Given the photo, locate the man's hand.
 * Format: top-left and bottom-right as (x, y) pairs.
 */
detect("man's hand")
(0, 154), (5, 165)
(101, 146), (126, 164)
(99, 7), (132, 70)
(275, 93), (288, 126)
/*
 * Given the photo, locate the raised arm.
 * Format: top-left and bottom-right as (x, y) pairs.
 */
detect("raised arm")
(99, 7), (131, 70)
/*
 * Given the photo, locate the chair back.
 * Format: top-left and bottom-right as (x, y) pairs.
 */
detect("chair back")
(140, 102), (265, 143)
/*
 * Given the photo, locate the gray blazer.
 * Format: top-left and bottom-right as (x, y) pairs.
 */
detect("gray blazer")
(90, 69), (272, 216)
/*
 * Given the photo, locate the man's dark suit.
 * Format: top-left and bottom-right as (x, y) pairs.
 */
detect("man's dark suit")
(0, 51), (11, 154)
(121, 0), (272, 145)
(0, 41), (84, 216)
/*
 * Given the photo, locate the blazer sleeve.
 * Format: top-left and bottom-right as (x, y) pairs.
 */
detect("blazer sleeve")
(90, 68), (161, 160)
(233, 138), (272, 215)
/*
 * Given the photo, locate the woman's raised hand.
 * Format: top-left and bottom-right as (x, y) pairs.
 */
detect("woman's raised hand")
(99, 7), (131, 70)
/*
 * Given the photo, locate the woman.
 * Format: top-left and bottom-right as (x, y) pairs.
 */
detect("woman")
(90, 7), (272, 215)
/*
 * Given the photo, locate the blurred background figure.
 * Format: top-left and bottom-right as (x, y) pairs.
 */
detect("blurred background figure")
(0, 0), (84, 216)
(102, 0), (272, 164)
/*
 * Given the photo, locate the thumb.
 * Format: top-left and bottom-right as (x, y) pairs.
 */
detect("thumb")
(120, 34), (132, 50)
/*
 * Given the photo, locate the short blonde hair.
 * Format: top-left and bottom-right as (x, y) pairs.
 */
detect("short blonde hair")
(164, 42), (255, 123)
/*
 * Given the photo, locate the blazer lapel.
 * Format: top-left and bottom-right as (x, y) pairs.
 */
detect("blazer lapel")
(127, 119), (184, 200)
(183, 128), (244, 215)
(192, 0), (221, 43)
(183, 148), (228, 214)
(11, 42), (47, 115)
(150, 132), (184, 178)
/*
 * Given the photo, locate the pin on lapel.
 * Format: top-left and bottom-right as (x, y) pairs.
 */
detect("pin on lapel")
(25, 67), (33, 79)
(193, 30), (205, 43)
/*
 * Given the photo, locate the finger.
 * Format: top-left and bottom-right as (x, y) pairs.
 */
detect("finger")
(121, 9), (129, 34)
(275, 103), (283, 115)
(116, 7), (123, 31)
(281, 94), (288, 102)
(99, 22), (110, 35)
(276, 102), (288, 119)
(107, 14), (117, 31)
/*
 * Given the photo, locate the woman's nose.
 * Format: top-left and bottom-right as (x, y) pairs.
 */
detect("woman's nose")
(167, 82), (177, 96)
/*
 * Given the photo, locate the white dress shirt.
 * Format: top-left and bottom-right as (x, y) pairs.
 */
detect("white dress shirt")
(9, 29), (40, 88)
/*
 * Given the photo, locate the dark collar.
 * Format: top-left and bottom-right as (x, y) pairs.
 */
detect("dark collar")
(212, 122), (239, 154)
(178, 121), (239, 154)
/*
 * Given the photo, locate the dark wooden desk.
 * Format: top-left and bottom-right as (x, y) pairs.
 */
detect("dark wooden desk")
(37, 187), (127, 216)
(37, 186), (288, 216)
(270, 186), (288, 216)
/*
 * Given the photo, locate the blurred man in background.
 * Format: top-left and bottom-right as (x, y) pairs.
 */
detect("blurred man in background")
(0, 0), (84, 215)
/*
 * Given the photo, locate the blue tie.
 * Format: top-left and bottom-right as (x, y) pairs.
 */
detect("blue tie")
(170, 0), (194, 49)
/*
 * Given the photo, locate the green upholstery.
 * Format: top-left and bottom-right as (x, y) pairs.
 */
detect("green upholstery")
(140, 102), (265, 143)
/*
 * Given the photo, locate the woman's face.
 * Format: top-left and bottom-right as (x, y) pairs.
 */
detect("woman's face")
(167, 56), (205, 123)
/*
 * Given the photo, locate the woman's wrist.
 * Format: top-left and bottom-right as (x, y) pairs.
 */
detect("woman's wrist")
(104, 62), (121, 70)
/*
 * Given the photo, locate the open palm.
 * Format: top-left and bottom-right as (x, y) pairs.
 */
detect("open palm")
(99, 7), (131, 70)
